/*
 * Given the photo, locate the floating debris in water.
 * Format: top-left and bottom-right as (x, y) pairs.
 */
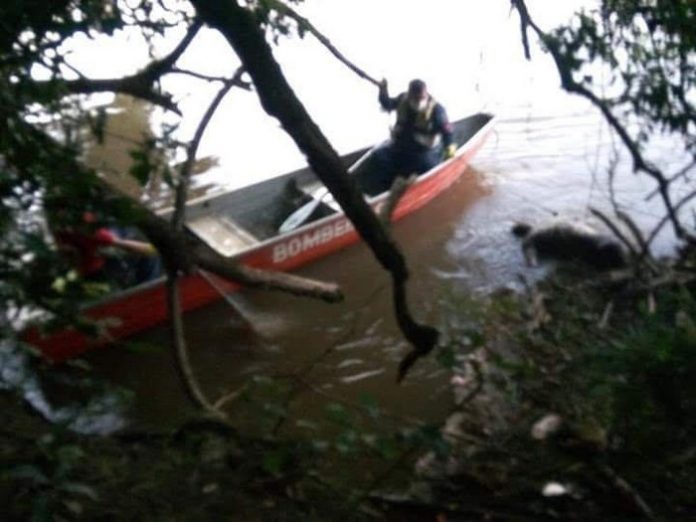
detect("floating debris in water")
(340, 368), (385, 384)
(542, 482), (568, 497)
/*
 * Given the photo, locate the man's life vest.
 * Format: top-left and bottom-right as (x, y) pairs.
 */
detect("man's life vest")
(392, 95), (440, 149)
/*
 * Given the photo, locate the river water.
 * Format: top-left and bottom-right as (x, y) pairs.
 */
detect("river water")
(82, 97), (691, 433)
(23, 1), (693, 433)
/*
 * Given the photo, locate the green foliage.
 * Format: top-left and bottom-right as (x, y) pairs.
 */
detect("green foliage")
(3, 432), (99, 521)
(545, 0), (695, 151)
(415, 266), (696, 518)
(0, 1), (189, 333)
(578, 288), (696, 456)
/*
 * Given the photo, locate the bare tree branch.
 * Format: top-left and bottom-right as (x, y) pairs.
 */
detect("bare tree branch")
(268, 0), (381, 87)
(34, 20), (204, 114)
(170, 67), (252, 88)
(615, 210), (654, 263)
(589, 207), (639, 259)
(167, 69), (254, 418)
(65, 77), (182, 113)
(141, 19), (204, 79)
(173, 69), (241, 232)
(509, 0), (531, 59)
(167, 275), (231, 421)
(194, 247), (342, 301)
(644, 189), (696, 251)
(645, 159), (696, 201)
(598, 464), (657, 520)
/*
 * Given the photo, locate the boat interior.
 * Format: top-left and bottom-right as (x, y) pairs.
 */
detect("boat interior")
(177, 113), (493, 258)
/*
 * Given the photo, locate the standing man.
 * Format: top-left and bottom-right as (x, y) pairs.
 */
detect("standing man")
(370, 78), (455, 193)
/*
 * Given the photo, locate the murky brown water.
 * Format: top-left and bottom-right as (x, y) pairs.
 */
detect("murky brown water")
(83, 165), (489, 430)
(81, 94), (693, 433)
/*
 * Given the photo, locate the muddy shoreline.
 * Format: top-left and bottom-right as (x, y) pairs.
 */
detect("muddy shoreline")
(3, 247), (695, 520)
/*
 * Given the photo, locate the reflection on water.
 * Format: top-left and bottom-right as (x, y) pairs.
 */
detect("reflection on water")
(83, 101), (693, 433)
(1, 340), (129, 435)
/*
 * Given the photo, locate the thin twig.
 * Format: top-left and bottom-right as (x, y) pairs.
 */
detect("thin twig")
(170, 67), (252, 89)
(644, 189), (696, 250)
(173, 69), (243, 229)
(615, 210), (659, 271)
(615, 211), (649, 256)
(45, 21), (204, 114)
(598, 464), (657, 520)
(167, 277), (229, 421)
(589, 207), (639, 259)
(645, 159), (696, 201)
(213, 384), (247, 410)
(268, 0), (381, 87)
(598, 300), (614, 329)
(167, 70), (242, 421)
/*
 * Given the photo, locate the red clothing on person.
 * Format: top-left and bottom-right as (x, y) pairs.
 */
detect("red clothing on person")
(55, 227), (117, 276)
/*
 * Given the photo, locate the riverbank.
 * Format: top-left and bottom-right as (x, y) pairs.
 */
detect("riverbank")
(2, 246), (695, 520)
(398, 244), (696, 520)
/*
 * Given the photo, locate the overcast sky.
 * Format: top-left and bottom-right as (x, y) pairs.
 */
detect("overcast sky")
(58, 1), (593, 189)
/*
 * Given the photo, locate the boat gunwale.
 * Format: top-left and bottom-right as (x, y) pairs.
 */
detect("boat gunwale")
(216, 112), (496, 258)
